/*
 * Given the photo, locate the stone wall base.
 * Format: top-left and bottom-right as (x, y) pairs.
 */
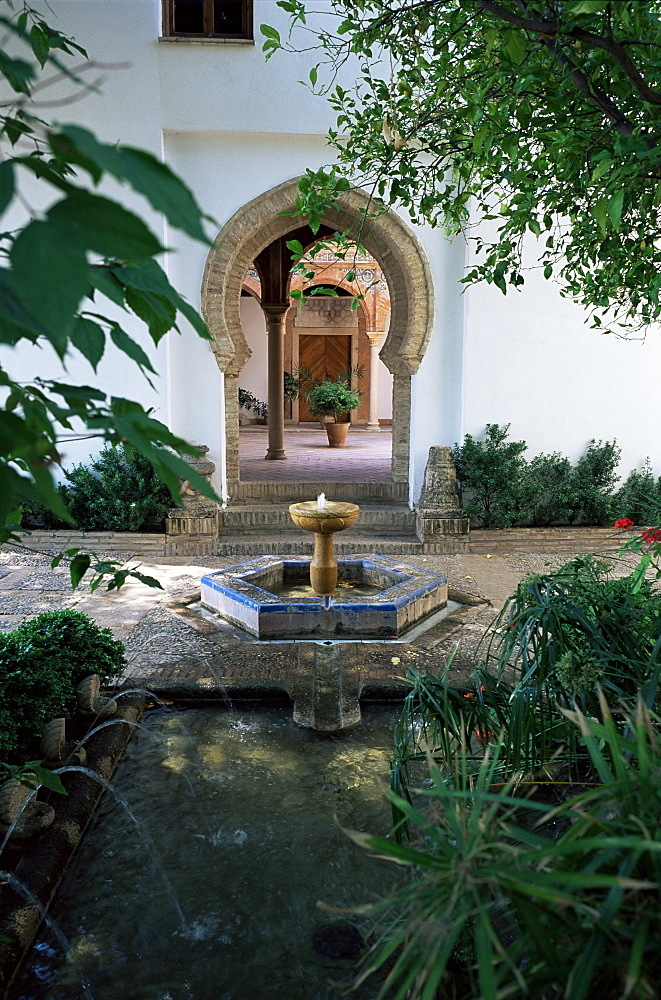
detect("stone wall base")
(416, 513), (470, 542)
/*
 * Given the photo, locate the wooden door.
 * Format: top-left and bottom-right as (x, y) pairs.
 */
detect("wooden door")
(298, 334), (351, 421)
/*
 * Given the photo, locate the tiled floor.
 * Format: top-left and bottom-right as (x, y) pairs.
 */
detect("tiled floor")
(239, 424), (392, 482)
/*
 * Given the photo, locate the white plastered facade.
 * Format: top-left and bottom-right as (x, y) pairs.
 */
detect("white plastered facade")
(6, 0), (661, 503)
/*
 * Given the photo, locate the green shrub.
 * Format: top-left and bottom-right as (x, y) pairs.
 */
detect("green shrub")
(304, 377), (362, 421)
(452, 423), (528, 527)
(362, 551), (661, 999)
(454, 428), (631, 527)
(59, 445), (172, 532)
(483, 555), (661, 713)
(564, 438), (621, 524)
(615, 460), (661, 526)
(522, 451), (573, 525)
(0, 609), (125, 760)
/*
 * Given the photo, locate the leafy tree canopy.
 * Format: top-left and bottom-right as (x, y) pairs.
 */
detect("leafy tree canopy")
(264, 0), (661, 335)
(0, 2), (218, 571)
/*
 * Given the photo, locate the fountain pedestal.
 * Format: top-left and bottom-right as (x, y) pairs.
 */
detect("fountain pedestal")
(288, 501), (360, 595)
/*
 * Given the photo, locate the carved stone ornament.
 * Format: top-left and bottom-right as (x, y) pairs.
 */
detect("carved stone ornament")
(416, 446), (469, 540)
(179, 446), (217, 508)
(0, 778), (55, 840)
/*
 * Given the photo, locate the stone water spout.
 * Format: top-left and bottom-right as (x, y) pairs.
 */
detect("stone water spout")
(288, 497), (359, 596)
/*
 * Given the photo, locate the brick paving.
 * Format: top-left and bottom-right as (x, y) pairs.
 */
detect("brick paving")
(239, 425), (392, 483)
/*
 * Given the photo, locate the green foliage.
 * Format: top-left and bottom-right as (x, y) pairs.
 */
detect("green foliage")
(361, 701), (661, 1000)
(359, 552), (661, 998)
(266, 1), (661, 336)
(283, 371), (303, 402)
(56, 445), (172, 532)
(484, 556), (661, 714)
(454, 425), (626, 526)
(451, 424), (529, 527)
(0, 760), (66, 795)
(563, 439), (621, 525)
(238, 388), (268, 418)
(522, 452), (574, 526)
(304, 377), (362, 421)
(0, 2), (220, 550)
(615, 461), (661, 525)
(0, 609), (125, 760)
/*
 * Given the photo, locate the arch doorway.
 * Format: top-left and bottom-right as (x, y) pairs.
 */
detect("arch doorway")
(201, 177), (434, 499)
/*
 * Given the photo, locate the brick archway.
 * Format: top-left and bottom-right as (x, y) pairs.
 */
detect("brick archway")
(201, 177), (434, 490)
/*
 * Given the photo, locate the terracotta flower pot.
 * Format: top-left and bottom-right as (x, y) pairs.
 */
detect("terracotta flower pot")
(325, 422), (351, 447)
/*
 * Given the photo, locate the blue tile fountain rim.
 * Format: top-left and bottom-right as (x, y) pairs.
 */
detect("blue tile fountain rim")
(200, 554), (446, 616)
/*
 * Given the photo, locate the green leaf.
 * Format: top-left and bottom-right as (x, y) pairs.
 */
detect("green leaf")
(309, 66), (318, 87)
(591, 157), (614, 182)
(109, 325), (157, 375)
(260, 24), (281, 43)
(504, 30), (528, 65)
(0, 161), (15, 216)
(70, 318), (105, 371)
(56, 127), (210, 243)
(113, 261), (209, 339)
(0, 51), (34, 93)
(593, 197), (609, 235)
(89, 265), (127, 308)
(125, 287), (176, 343)
(49, 191), (163, 260)
(10, 220), (88, 351)
(69, 552), (91, 589)
(0, 269), (49, 345)
(606, 189), (625, 231)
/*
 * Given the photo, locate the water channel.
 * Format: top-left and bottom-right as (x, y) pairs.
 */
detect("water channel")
(11, 704), (404, 1000)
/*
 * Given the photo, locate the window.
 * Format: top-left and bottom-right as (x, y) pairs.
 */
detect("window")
(163, 1), (253, 39)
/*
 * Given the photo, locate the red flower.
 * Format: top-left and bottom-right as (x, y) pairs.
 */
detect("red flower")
(475, 728), (496, 745)
(641, 527), (661, 544)
(614, 517), (635, 530)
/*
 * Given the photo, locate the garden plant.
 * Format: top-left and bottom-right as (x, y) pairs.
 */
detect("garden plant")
(452, 424), (659, 528)
(350, 544), (661, 1000)
(0, 609), (124, 761)
(22, 445), (173, 533)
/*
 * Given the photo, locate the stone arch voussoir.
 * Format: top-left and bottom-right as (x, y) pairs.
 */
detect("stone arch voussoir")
(201, 177), (434, 379)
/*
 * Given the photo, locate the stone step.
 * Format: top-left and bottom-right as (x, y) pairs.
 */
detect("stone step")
(230, 480), (408, 504)
(216, 533), (425, 558)
(218, 503), (416, 531)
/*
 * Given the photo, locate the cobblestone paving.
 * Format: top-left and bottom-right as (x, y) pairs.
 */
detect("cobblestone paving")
(0, 536), (648, 700)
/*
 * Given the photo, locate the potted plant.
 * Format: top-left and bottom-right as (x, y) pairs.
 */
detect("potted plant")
(304, 377), (362, 447)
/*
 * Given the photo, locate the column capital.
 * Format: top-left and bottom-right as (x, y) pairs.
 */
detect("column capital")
(262, 302), (290, 321)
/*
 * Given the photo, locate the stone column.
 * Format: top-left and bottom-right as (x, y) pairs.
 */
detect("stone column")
(263, 304), (288, 460)
(366, 332), (384, 432)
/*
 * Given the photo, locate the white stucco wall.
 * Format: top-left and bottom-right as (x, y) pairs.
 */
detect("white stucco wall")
(9, 0), (661, 503)
(462, 234), (661, 479)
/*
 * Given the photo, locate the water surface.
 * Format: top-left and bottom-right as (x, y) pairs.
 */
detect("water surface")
(12, 706), (402, 1000)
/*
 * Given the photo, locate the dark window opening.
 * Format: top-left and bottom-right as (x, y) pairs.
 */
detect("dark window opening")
(165, 1), (253, 39)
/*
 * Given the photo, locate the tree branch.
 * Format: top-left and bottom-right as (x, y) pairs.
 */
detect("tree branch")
(475, 0), (661, 105)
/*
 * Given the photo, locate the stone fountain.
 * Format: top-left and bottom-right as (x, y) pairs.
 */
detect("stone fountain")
(288, 494), (359, 597)
(199, 495), (451, 729)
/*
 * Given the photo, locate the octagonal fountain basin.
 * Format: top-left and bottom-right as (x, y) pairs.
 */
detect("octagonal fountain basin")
(200, 553), (448, 638)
